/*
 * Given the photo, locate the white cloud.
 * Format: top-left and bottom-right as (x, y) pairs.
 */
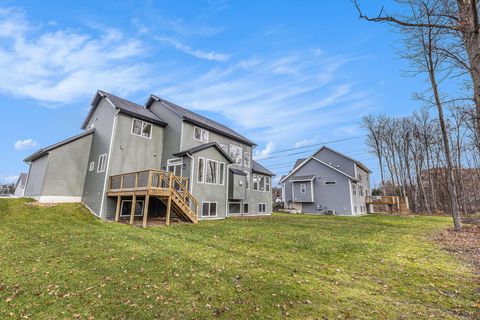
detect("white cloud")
(2, 175), (19, 184)
(253, 141), (275, 160)
(154, 36), (229, 62)
(0, 7), (149, 104)
(294, 135), (322, 148)
(14, 139), (38, 151)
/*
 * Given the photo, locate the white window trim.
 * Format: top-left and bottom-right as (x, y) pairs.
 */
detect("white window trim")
(243, 202), (249, 214)
(205, 159), (219, 185)
(228, 202), (242, 215)
(89, 161), (95, 172)
(197, 157), (205, 183)
(300, 183), (306, 193)
(167, 158), (183, 176)
(201, 201), (218, 217)
(97, 154), (107, 173)
(219, 162), (225, 185)
(131, 118), (153, 139)
(193, 126), (209, 143)
(324, 181), (337, 185)
(120, 199), (144, 217)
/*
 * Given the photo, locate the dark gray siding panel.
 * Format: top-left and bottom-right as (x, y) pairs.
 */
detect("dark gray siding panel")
(24, 154), (48, 197)
(292, 180), (313, 203)
(82, 99), (116, 216)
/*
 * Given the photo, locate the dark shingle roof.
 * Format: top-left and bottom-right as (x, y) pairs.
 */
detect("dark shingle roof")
(252, 160), (275, 176)
(173, 142), (234, 163)
(290, 175), (315, 181)
(24, 129), (95, 163)
(82, 91), (167, 129)
(229, 168), (247, 176)
(146, 95), (256, 146)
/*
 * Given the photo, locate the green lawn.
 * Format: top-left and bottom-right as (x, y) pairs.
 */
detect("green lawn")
(0, 199), (478, 319)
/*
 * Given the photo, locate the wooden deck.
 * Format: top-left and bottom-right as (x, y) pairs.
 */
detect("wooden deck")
(107, 169), (199, 227)
(366, 196), (410, 213)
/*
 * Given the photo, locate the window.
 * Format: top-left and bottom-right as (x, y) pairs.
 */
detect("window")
(229, 144), (243, 165)
(206, 159), (218, 184)
(194, 126), (209, 142)
(324, 181), (336, 185)
(352, 184), (357, 196)
(219, 162), (225, 185)
(202, 202), (217, 217)
(229, 202), (241, 214)
(243, 203), (249, 214)
(167, 158), (182, 176)
(245, 172), (250, 190)
(131, 119), (152, 139)
(300, 183), (306, 193)
(266, 176), (271, 192)
(244, 152), (250, 167)
(120, 200), (144, 217)
(97, 154), (107, 172)
(220, 144), (228, 153)
(253, 174), (259, 190)
(259, 175), (265, 191)
(359, 185), (364, 197)
(258, 203), (266, 213)
(198, 157), (205, 183)
(354, 206), (357, 213)
(89, 161), (95, 172)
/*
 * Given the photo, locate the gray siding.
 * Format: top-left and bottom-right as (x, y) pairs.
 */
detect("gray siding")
(82, 99), (117, 217)
(292, 180), (313, 203)
(41, 134), (92, 196)
(229, 172), (246, 200)
(313, 148), (356, 178)
(24, 154), (48, 197)
(103, 113), (165, 219)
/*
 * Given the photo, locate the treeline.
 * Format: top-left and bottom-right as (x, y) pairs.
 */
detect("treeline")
(363, 108), (480, 214)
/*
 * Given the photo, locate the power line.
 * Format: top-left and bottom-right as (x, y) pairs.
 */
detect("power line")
(254, 135), (367, 159)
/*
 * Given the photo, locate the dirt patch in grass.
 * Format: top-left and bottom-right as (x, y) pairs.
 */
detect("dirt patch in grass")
(434, 216), (480, 274)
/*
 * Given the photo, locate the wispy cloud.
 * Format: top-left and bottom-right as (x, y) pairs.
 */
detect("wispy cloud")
(14, 139), (38, 151)
(253, 141), (275, 160)
(0, 7), (149, 105)
(154, 36), (229, 62)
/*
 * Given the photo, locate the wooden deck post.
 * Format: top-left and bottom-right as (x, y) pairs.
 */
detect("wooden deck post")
(166, 195), (172, 226)
(115, 195), (121, 222)
(142, 195), (150, 228)
(130, 194), (136, 225)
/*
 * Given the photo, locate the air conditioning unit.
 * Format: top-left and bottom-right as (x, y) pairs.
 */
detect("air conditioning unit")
(326, 209), (336, 215)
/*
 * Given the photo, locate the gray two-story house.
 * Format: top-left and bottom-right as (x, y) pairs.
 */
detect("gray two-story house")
(281, 146), (370, 215)
(23, 90), (274, 226)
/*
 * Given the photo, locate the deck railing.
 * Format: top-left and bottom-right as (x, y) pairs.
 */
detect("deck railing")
(108, 169), (198, 217)
(366, 196), (399, 205)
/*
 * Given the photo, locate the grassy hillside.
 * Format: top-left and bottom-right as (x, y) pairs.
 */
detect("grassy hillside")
(0, 199), (478, 319)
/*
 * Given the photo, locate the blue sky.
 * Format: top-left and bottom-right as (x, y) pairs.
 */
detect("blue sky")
(0, 0), (425, 186)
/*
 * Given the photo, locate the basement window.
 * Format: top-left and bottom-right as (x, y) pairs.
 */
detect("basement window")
(258, 203), (266, 213)
(202, 202), (217, 217)
(228, 202), (241, 214)
(120, 200), (144, 217)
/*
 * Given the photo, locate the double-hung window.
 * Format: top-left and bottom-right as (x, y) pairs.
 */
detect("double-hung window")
(244, 152), (250, 167)
(258, 203), (266, 213)
(229, 144), (243, 165)
(265, 176), (270, 192)
(131, 119), (152, 138)
(202, 202), (217, 217)
(97, 154), (107, 172)
(194, 126), (209, 142)
(206, 159), (218, 184)
(253, 174), (259, 190)
(300, 183), (306, 193)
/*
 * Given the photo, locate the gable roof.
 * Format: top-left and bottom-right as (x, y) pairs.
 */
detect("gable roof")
(252, 160), (275, 176)
(15, 173), (28, 189)
(280, 156), (357, 183)
(173, 142), (234, 163)
(24, 129), (95, 163)
(315, 145), (371, 173)
(146, 95), (256, 146)
(293, 158), (306, 169)
(82, 91), (167, 129)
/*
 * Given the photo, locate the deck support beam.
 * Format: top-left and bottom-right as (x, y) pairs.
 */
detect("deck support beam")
(142, 195), (150, 228)
(115, 195), (121, 222)
(130, 194), (136, 225)
(166, 195), (172, 226)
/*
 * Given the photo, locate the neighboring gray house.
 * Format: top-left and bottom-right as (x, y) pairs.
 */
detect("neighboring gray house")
(280, 146), (371, 215)
(23, 90), (274, 224)
(13, 173), (27, 197)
